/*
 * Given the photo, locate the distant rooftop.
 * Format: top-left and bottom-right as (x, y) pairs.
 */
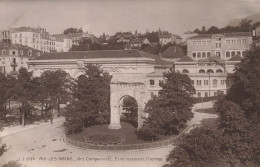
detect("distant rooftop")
(161, 46), (185, 59)
(177, 56), (195, 62)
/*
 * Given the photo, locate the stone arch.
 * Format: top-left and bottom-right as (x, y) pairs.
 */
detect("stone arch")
(182, 69), (189, 74)
(199, 69), (205, 73)
(109, 80), (146, 129)
(216, 69), (223, 73)
(207, 69), (214, 73)
(72, 70), (85, 79)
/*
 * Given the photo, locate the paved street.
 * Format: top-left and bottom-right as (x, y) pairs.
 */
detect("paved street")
(0, 101), (218, 167)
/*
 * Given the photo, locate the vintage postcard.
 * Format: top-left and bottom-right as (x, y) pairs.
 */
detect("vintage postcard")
(0, 0), (260, 167)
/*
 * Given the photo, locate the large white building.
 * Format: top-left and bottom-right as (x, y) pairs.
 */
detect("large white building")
(187, 32), (252, 60)
(8, 27), (72, 53)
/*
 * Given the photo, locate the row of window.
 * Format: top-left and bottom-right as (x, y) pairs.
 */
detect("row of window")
(192, 38), (247, 46)
(192, 52), (211, 59)
(192, 79), (230, 86)
(225, 50), (246, 58)
(192, 40), (211, 46)
(149, 79), (164, 86)
(226, 39), (246, 45)
(14, 33), (40, 38)
(182, 69), (223, 74)
(1, 50), (33, 56)
(197, 91), (224, 98)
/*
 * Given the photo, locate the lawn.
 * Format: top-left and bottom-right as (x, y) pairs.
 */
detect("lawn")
(67, 121), (178, 144)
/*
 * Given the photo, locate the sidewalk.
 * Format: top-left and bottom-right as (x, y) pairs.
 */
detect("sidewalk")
(0, 117), (65, 137)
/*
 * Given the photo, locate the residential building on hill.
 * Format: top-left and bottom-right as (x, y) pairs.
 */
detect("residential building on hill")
(187, 32), (253, 60)
(159, 34), (182, 45)
(9, 26), (72, 53)
(0, 42), (42, 75)
(128, 38), (150, 49)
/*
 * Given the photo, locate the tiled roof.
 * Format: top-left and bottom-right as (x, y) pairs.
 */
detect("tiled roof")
(188, 34), (212, 39)
(177, 56), (195, 62)
(161, 46), (185, 59)
(198, 56), (225, 63)
(189, 32), (251, 40)
(33, 49), (172, 66)
(159, 34), (171, 39)
(33, 50), (145, 60)
(228, 55), (243, 61)
(140, 51), (172, 65)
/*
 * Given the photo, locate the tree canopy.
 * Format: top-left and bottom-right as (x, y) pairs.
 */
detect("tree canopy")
(165, 46), (260, 167)
(137, 71), (195, 141)
(63, 27), (83, 35)
(63, 64), (112, 134)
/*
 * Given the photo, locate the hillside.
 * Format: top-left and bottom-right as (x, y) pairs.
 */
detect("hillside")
(227, 12), (260, 27)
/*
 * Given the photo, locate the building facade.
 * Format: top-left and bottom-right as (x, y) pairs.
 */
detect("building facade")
(10, 27), (72, 53)
(187, 32), (252, 61)
(0, 42), (42, 75)
(175, 56), (239, 97)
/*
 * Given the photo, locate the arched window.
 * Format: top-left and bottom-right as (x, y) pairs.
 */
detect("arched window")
(182, 69), (189, 74)
(242, 51), (246, 57)
(226, 51), (230, 58)
(237, 51), (241, 56)
(207, 69), (214, 73)
(192, 52), (196, 58)
(216, 69), (223, 73)
(231, 51), (235, 57)
(202, 52), (206, 58)
(197, 52), (201, 58)
(207, 52), (210, 58)
(199, 69), (205, 73)
(150, 79), (155, 86)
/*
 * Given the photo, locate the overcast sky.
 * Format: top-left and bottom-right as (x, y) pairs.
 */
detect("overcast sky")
(0, 0), (260, 36)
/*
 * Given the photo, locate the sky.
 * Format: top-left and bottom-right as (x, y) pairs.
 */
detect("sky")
(0, 0), (260, 36)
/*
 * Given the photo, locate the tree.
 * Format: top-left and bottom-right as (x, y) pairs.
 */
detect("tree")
(239, 19), (252, 32)
(206, 26), (219, 34)
(0, 116), (6, 157)
(0, 73), (7, 118)
(122, 96), (138, 122)
(201, 26), (206, 34)
(226, 45), (260, 118)
(13, 68), (38, 126)
(38, 70), (72, 122)
(137, 71), (195, 141)
(63, 27), (83, 35)
(165, 46), (260, 167)
(63, 64), (112, 134)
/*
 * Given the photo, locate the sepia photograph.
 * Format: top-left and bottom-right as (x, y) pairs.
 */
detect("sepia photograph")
(0, 0), (260, 166)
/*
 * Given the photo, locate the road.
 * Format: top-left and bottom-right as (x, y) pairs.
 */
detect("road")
(0, 118), (174, 167)
(0, 101), (218, 167)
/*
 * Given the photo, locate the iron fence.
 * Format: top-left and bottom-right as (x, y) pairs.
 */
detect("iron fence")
(63, 124), (199, 151)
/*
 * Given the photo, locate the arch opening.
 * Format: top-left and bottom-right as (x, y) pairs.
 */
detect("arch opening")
(207, 69), (214, 73)
(119, 95), (138, 128)
(199, 69), (205, 73)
